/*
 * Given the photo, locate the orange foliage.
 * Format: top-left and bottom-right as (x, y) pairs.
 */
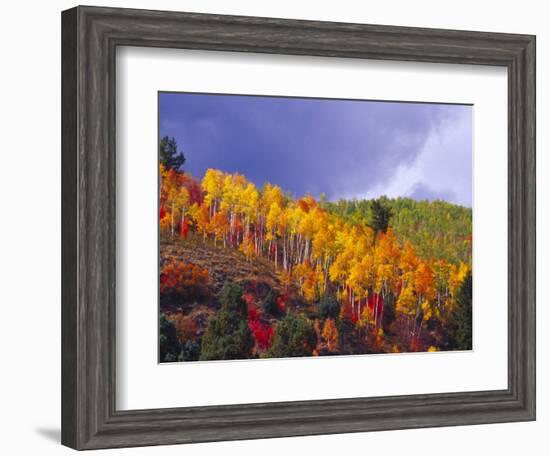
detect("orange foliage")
(322, 318), (339, 352)
(160, 260), (209, 301)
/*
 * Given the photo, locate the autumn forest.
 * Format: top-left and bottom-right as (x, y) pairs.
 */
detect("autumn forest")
(158, 135), (473, 363)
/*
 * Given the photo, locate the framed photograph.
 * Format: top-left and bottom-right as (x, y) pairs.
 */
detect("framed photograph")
(61, 5), (536, 450)
(157, 92), (474, 363)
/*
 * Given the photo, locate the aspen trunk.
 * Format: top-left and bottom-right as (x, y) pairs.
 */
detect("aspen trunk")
(170, 202), (175, 239)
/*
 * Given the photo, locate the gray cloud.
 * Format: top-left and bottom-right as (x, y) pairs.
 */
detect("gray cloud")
(160, 93), (472, 206)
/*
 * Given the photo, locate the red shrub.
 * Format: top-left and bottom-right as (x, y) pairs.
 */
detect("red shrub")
(248, 318), (274, 351)
(277, 294), (288, 312)
(247, 304), (273, 351)
(242, 292), (256, 309)
(180, 220), (189, 239)
(160, 260), (209, 303)
(248, 307), (259, 321)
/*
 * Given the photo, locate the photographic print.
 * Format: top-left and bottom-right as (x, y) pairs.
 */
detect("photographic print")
(158, 92), (473, 363)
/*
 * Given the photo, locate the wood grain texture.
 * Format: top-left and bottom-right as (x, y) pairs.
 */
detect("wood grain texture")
(61, 6), (78, 449)
(61, 5), (536, 450)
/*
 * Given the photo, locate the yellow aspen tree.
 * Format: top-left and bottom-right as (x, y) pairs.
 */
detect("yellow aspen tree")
(201, 168), (224, 218)
(266, 201), (282, 267)
(242, 182), (259, 240)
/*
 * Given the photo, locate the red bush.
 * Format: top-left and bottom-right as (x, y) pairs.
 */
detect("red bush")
(242, 292), (256, 309)
(160, 260), (209, 302)
(247, 305), (273, 351)
(247, 307), (259, 321)
(248, 318), (274, 351)
(180, 220), (189, 239)
(277, 294), (288, 312)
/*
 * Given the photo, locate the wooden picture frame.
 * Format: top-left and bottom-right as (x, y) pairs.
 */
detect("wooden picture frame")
(61, 5), (536, 450)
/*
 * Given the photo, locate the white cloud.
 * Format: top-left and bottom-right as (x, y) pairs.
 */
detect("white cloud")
(360, 107), (472, 207)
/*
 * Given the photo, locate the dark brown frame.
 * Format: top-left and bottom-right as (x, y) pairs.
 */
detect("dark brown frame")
(61, 5), (536, 450)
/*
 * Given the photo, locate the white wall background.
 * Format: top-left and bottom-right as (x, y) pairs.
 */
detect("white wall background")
(0, 1), (545, 454)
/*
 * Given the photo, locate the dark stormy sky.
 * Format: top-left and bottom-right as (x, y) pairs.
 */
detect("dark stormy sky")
(159, 92), (472, 207)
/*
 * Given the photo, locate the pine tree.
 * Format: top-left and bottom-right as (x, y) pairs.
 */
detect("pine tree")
(159, 315), (181, 362)
(262, 289), (281, 317)
(268, 313), (317, 358)
(159, 136), (186, 170)
(200, 282), (254, 360)
(318, 293), (340, 320)
(454, 271), (472, 350)
(369, 198), (393, 234)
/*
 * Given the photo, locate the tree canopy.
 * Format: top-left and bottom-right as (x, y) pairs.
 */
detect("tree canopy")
(159, 135), (186, 171)
(200, 282), (254, 360)
(159, 165), (473, 360)
(268, 313), (317, 358)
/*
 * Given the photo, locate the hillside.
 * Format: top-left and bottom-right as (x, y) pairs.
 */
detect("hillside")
(322, 196), (472, 264)
(161, 235), (281, 296)
(159, 166), (473, 362)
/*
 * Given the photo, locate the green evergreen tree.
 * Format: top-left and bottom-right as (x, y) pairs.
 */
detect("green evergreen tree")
(454, 271), (472, 350)
(262, 289), (281, 317)
(318, 293), (340, 320)
(267, 313), (317, 358)
(179, 340), (201, 362)
(369, 198), (393, 234)
(337, 316), (358, 354)
(200, 282), (254, 360)
(159, 135), (186, 170)
(159, 315), (181, 362)
(218, 281), (248, 318)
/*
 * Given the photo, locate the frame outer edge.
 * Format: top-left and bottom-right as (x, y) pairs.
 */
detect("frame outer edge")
(508, 34), (536, 419)
(60, 6), (537, 450)
(61, 6), (79, 450)
(523, 35), (536, 419)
